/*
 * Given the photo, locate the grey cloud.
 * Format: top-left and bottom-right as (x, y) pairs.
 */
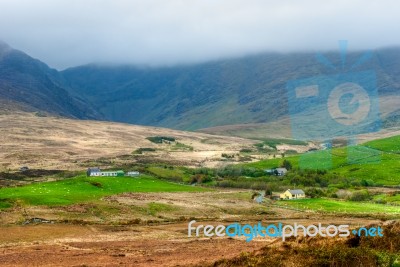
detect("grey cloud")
(0, 0), (399, 69)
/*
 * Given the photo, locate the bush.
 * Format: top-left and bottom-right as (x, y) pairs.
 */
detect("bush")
(305, 188), (326, 198)
(361, 179), (375, 187)
(348, 190), (371, 201)
(133, 147), (156, 154)
(221, 153), (235, 159)
(146, 136), (175, 144)
(336, 189), (352, 199)
(89, 181), (102, 188)
(281, 159), (292, 170)
(190, 174), (212, 184)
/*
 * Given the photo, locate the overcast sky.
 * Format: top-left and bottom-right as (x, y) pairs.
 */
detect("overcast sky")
(0, 0), (399, 70)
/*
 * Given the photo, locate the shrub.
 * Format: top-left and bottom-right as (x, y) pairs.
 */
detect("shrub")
(281, 159), (292, 170)
(133, 147), (156, 154)
(190, 174), (212, 184)
(221, 153), (235, 159)
(348, 190), (371, 201)
(336, 189), (352, 199)
(89, 181), (102, 188)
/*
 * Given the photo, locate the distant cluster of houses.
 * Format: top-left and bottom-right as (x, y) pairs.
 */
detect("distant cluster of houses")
(86, 167), (139, 177)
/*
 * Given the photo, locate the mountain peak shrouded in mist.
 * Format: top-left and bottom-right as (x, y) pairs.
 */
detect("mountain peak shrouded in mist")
(1, 43), (400, 130)
(0, 40), (9, 48)
(0, 40), (12, 56)
(0, 43), (102, 119)
(61, 47), (400, 130)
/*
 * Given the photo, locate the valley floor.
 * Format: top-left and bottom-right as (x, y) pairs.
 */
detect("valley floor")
(0, 190), (385, 267)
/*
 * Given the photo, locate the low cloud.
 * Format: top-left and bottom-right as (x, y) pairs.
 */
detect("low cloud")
(0, 0), (399, 69)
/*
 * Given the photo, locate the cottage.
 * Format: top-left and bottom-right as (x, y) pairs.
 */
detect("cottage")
(275, 168), (288, 176)
(98, 170), (125, 177)
(279, 189), (306, 200)
(87, 167), (101, 177)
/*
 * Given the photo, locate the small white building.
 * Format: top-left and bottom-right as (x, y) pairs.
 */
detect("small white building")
(275, 168), (288, 176)
(86, 168), (124, 177)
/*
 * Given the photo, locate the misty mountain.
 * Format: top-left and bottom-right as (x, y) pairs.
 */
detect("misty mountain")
(61, 48), (400, 130)
(1, 41), (399, 131)
(0, 41), (101, 119)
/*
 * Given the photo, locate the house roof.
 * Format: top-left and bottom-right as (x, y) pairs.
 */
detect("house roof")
(88, 167), (101, 172)
(276, 168), (287, 172)
(288, 189), (305, 195)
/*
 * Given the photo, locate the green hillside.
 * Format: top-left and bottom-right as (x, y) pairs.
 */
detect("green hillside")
(0, 175), (207, 208)
(245, 134), (400, 186)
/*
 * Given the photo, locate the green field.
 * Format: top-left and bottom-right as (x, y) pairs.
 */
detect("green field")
(364, 135), (400, 154)
(0, 175), (207, 208)
(373, 193), (400, 205)
(277, 198), (400, 214)
(255, 138), (308, 150)
(146, 166), (192, 182)
(244, 135), (400, 185)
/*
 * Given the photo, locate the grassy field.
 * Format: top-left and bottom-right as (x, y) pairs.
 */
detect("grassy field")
(0, 175), (207, 208)
(373, 193), (400, 205)
(277, 198), (400, 214)
(244, 135), (400, 185)
(364, 135), (400, 153)
(146, 166), (192, 182)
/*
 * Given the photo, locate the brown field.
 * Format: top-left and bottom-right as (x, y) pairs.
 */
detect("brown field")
(0, 190), (383, 267)
(1, 110), (399, 266)
(0, 112), (259, 170)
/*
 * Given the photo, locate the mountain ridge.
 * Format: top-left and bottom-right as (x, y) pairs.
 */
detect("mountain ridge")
(61, 48), (400, 130)
(0, 41), (103, 119)
(0, 41), (400, 132)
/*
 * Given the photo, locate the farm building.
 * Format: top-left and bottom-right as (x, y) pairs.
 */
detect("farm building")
(86, 168), (124, 177)
(97, 171), (124, 177)
(87, 167), (101, 176)
(275, 168), (288, 176)
(279, 189), (306, 200)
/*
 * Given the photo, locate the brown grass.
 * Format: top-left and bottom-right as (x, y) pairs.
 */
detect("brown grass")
(0, 112), (257, 170)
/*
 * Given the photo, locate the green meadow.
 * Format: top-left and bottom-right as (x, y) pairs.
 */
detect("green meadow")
(245, 134), (400, 186)
(0, 175), (207, 208)
(277, 198), (400, 214)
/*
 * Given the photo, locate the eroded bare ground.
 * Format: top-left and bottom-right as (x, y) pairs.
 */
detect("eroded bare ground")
(0, 112), (258, 170)
(0, 191), (382, 267)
